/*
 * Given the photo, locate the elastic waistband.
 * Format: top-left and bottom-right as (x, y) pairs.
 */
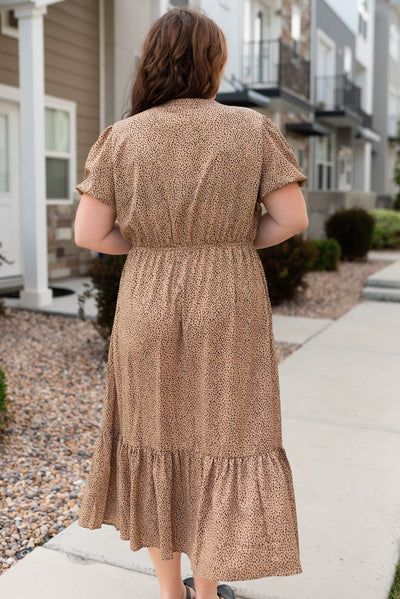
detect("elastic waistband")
(129, 241), (255, 250)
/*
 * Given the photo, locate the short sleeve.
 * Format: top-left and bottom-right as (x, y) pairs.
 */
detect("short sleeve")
(75, 125), (116, 209)
(257, 115), (308, 203)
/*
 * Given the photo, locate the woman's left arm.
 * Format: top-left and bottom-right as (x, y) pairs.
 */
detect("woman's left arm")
(74, 194), (133, 255)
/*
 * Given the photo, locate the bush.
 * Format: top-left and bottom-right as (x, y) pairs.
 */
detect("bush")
(78, 254), (127, 351)
(325, 208), (376, 261)
(257, 233), (318, 306)
(0, 364), (12, 435)
(309, 238), (341, 271)
(370, 208), (400, 249)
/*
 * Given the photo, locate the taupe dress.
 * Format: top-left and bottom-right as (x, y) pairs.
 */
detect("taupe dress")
(75, 96), (307, 582)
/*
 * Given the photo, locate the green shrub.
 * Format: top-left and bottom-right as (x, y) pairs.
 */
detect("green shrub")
(257, 233), (318, 306)
(0, 364), (12, 434)
(394, 196), (400, 211)
(309, 238), (341, 271)
(325, 208), (376, 261)
(78, 254), (127, 349)
(370, 208), (400, 248)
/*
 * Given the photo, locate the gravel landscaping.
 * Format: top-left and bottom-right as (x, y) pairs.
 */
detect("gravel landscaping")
(0, 252), (396, 575)
(272, 256), (394, 320)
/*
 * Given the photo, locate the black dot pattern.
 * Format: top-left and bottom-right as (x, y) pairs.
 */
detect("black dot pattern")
(75, 97), (307, 581)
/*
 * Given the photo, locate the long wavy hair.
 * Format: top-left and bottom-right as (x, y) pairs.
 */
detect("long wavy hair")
(123, 7), (228, 118)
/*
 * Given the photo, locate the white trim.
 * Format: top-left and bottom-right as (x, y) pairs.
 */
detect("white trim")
(0, 84), (77, 206)
(0, 99), (22, 278)
(0, 9), (19, 38)
(0, 83), (20, 103)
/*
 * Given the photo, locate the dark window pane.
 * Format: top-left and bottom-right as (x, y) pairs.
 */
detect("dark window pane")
(318, 164), (324, 189)
(327, 165), (332, 189)
(46, 157), (69, 199)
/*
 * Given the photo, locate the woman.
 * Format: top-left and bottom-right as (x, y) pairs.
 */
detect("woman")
(74, 7), (308, 599)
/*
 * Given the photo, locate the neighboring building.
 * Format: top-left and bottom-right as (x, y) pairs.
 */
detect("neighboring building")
(303, 0), (380, 238)
(215, 0), (313, 220)
(371, 0), (400, 206)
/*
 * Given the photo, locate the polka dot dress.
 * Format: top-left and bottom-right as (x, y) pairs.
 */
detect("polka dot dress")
(75, 97), (308, 582)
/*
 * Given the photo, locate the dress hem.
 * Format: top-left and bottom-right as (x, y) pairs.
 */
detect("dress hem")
(77, 518), (303, 581)
(77, 428), (303, 581)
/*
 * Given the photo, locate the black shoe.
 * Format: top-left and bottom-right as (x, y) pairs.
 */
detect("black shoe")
(183, 577), (195, 598)
(217, 583), (237, 599)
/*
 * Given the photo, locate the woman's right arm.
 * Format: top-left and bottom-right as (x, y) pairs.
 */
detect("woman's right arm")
(253, 181), (309, 250)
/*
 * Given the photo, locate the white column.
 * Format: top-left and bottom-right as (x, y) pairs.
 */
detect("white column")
(14, 3), (52, 307)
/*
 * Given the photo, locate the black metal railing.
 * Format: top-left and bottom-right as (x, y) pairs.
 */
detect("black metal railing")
(358, 107), (372, 129)
(243, 38), (310, 99)
(314, 73), (361, 114)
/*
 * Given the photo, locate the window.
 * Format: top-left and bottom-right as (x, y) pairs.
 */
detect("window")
(297, 147), (304, 169)
(343, 45), (352, 76)
(338, 146), (352, 190)
(388, 90), (400, 138)
(161, 0), (189, 11)
(358, 0), (368, 39)
(316, 135), (333, 190)
(291, 6), (301, 42)
(0, 9), (19, 39)
(44, 98), (76, 204)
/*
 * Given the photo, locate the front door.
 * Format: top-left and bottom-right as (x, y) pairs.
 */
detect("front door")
(0, 100), (21, 279)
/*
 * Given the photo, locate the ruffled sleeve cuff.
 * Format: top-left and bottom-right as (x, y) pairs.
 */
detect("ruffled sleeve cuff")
(75, 125), (116, 209)
(257, 116), (308, 204)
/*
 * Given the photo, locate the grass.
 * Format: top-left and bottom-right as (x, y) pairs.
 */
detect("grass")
(389, 556), (400, 598)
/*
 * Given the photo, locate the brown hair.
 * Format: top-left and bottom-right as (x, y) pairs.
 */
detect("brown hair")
(123, 7), (228, 118)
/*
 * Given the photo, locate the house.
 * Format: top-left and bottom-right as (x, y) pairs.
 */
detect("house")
(302, 0), (380, 237)
(0, 0), (103, 305)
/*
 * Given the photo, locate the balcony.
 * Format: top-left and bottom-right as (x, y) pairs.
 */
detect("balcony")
(314, 74), (368, 128)
(243, 38), (310, 104)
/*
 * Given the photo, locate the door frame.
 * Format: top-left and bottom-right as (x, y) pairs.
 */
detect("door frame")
(0, 93), (22, 281)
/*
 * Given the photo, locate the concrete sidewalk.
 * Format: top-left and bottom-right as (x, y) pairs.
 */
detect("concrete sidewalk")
(1, 258), (400, 598)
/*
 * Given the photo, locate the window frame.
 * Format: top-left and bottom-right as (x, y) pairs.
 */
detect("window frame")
(357, 0), (368, 39)
(389, 22), (399, 62)
(0, 9), (19, 39)
(316, 134), (335, 191)
(44, 95), (76, 206)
